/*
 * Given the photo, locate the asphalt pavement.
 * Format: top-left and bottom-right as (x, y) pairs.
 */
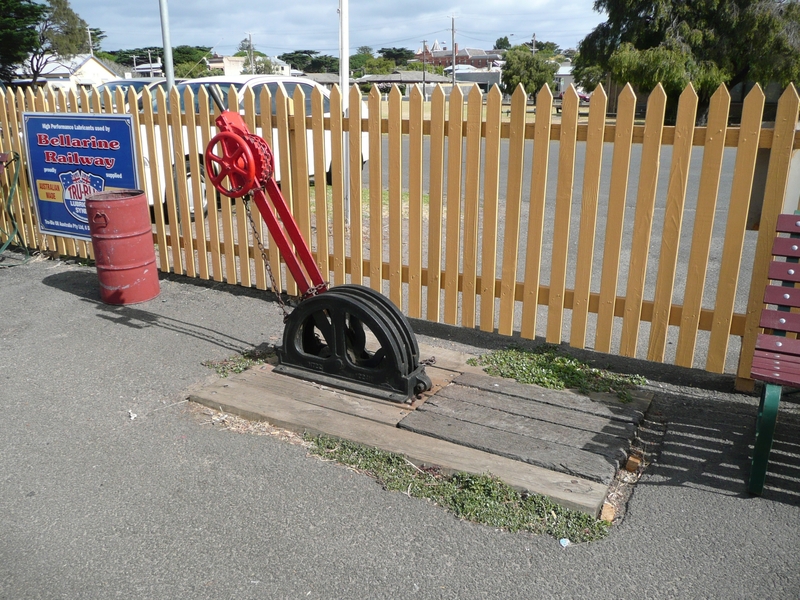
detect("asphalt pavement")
(1, 252), (798, 599)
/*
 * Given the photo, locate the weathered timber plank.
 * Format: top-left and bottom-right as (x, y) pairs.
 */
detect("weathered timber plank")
(454, 372), (649, 423)
(422, 393), (630, 463)
(193, 365), (412, 426)
(436, 384), (635, 441)
(188, 379), (608, 515)
(398, 409), (618, 484)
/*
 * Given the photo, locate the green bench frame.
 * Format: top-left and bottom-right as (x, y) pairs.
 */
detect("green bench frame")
(748, 213), (800, 494)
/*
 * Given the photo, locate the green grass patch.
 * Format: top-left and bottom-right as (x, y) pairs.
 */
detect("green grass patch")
(467, 345), (646, 402)
(306, 434), (609, 542)
(202, 348), (275, 377)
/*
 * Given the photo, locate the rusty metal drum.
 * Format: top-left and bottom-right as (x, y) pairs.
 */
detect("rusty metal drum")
(86, 190), (160, 305)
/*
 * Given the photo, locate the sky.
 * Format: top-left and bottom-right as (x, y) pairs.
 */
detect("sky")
(70, 0), (607, 59)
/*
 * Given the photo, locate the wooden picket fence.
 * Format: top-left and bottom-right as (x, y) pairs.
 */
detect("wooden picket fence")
(2, 80), (799, 384)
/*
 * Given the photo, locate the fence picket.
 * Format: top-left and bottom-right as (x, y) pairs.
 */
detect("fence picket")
(140, 88), (170, 271)
(329, 86), (346, 287)
(349, 84), (364, 286)
(461, 85), (483, 328)
(259, 87), (282, 292)
(311, 87), (330, 284)
(197, 89), (223, 282)
(427, 85), (446, 321)
(571, 85), (608, 348)
(547, 85), (580, 343)
(169, 86), (196, 278)
(619, 85), (666, 356)
(498, 85), (528, 336)
(595, 84), (636, 352)
(520, 84), (553, 339)
(388, 86), (403, 306)
(480, 86), (503, 332)
(291, 87), (312, 269)
(443, 86), (464, 324)
(647, 85), (699, 361)
(368, 86), (383, 292)
(276, 85), (298, 294)
(676, 85), (730, 366)
(706, 86), (765, 372)
(408, 85), (424, 317)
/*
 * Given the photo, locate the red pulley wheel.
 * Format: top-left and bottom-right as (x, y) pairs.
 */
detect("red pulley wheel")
(204, 131), (257, 198)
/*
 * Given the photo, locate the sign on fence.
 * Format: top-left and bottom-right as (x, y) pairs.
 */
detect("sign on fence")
(22, 113), (140, 241)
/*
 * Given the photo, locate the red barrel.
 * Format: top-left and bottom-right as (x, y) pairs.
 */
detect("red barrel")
(86, 190), (160, 305)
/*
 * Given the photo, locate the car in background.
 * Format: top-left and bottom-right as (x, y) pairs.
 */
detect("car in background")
(142, 75), (368, 220)
(94, 77), (182, 111)
(557, 90), (591, 103)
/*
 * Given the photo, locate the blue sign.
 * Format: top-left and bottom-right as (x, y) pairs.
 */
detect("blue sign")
(23, 113), (140, 241)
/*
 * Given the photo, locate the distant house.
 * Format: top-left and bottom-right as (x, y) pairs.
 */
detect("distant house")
(16, 54), (118, 91)
(415, 41), (503, 71)
(554, 62), (576, 95)
(207, 55), (245, 76)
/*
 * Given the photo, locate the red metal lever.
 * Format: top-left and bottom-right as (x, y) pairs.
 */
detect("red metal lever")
(205, 111), (327, 297)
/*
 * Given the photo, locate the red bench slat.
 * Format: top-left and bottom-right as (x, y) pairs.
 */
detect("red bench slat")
(759, 308), (800, 333)
(754, 348), (800, 367)
(771, 236), (800, 258)
(763, 284), (800, 308)
(768, 260), (800, 283)
(755, 332), (800, 358)
(775, 214), (800, 234)
(752, 354), (800, 374)
(750, 366), (800, 387)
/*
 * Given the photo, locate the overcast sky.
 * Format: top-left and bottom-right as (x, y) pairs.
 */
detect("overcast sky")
(70, 0), (607, 59)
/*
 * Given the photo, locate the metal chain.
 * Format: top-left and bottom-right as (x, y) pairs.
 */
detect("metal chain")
(243, 193), (291, 322)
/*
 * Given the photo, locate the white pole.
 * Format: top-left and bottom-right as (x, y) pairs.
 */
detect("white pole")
(158, 0), (175, 91)
(339, 0), (350, 222)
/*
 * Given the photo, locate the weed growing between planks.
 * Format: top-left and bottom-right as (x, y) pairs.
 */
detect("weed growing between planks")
(306, 434), (609, 542)
(202, 348), (275, 377)
(467, 345), (646, 402)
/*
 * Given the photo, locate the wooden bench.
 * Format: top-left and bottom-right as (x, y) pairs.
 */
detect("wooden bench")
(748, 213), (800, 494)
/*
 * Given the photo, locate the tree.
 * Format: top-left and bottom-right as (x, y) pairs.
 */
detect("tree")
(277, 50), (318, 72)
(378, 47), (415, 66)
(173, 62), (220, 78)
(350, 46), (373, 74)
(500, 44), (559, 97)
(306, 54), (338, 73)
(172, 45), (211, 66)
(534, 40), (562, 57)
(405, 61), (445, 76)
(495, 36), (511, 50)
(0, 0), (46, 84)
(574, 0), (800, 108)
(88, 27), (105, 54)
(365, 57), (395, 75)
(27, 0), (89, 82)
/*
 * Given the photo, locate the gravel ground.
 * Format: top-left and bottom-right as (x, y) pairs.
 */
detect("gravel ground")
(1, 251), (798, 599)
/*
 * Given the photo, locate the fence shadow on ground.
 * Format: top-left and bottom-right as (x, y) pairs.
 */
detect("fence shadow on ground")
(645, 392), (800, 507)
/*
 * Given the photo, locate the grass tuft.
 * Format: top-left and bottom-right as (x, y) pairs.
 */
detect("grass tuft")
(306, 435), (609, 542)
(202, 348), (275, 377)
(467, 345), (646, 401)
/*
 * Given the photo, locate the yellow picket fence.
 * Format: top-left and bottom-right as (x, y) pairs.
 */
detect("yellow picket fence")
(2, 81), (799, 384)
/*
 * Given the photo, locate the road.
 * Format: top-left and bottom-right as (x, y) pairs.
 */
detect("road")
(1, 254), (797, 598)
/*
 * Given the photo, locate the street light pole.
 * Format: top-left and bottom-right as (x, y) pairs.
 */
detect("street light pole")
(158, 0), (176, 91)
(421, 39), (427, 100)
